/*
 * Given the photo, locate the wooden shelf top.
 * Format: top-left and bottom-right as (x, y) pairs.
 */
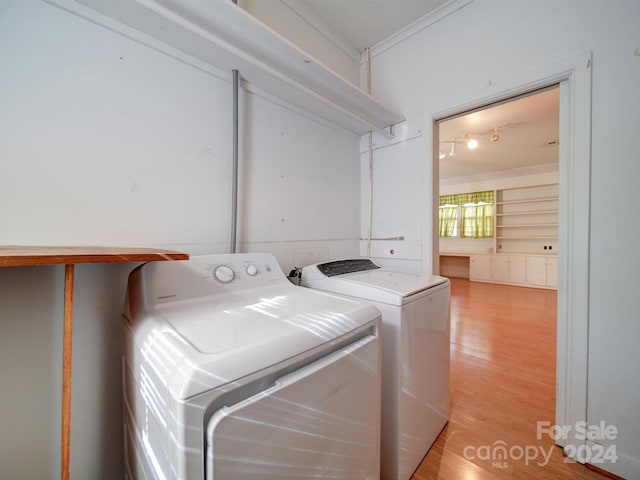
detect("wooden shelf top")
(0, 246), (189, 267)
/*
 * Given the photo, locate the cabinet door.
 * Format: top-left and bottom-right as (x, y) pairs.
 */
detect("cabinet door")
(470, 255), (491, 281)
(526, 256), (548, 286)
(509, 255), (527, 284)
(546, 257), (558, 287)
(490, 255), (509, 282)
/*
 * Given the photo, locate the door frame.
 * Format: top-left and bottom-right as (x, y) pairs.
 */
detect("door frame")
(424, 52), (592, 459)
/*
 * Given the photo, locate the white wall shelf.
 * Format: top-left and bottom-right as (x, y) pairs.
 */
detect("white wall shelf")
(497, 224), (559, 228)
(496, 236), (559, 240)
(496, 196), (558, 205)
(497, 210), (559, 216)
(71, 0), (404, 137)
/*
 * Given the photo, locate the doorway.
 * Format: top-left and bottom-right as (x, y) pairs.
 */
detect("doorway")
(436, 87), (562, 459)
(427, 53), (592, 459)
(437, 86), (560, 279)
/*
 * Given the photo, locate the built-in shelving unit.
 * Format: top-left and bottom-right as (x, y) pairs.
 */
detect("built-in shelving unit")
(495, 183), (559, 254)
(69, 0), (404, 137)
(440, 182), (560, 288)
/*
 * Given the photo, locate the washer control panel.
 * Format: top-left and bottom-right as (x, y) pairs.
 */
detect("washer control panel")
(317, 259), (379, 277)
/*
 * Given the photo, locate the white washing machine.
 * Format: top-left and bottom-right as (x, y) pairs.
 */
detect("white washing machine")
(122, 253), (382, 480)
(302, 259), (450, 480)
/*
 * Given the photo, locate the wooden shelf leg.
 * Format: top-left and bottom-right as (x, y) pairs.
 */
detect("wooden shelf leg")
(62, 264), (74, 480)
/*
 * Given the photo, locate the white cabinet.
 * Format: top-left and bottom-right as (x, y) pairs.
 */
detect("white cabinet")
(508, 255), (527, 284)
(525, 256), (547, 286)
(526, 256), (558, 288)
(490, 255), (509, 282)
(470, 254), (491, 281)
(468, 254), (556, 289)
(546, 257), (558, 288)
(490, 255), (526, 284)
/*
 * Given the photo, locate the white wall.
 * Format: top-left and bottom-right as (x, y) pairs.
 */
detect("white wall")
(368, 1), (640, 477)
(0, 266), (64, 480)
(1, 0), (231, 250)
(360, 137), (423, 267)
(358, 116), (425, 272)
(0, 1), (361, 478)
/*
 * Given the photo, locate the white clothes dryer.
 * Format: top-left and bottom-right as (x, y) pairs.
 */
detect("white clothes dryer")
(122, 253), (381, 480)
(302, 259), (450, 480)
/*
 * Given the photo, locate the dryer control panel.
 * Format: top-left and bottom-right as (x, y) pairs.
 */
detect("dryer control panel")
(134, 253), (289, 307)
(204, 255), (280, 287)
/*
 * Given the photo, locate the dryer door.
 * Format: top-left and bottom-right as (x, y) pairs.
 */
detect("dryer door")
(205, 334), (380, 480)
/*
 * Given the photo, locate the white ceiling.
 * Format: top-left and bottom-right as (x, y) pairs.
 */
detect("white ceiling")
(299, 0), (450, 52)
(438, 87), (560, 181)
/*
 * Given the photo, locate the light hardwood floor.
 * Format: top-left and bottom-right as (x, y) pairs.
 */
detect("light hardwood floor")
(412, 278), (607, 480)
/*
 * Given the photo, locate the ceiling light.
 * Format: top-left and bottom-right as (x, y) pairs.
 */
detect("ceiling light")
(467, 137), (478, 149)
(449, 142), (456, 156)
(491, 127), (500, 143)
(439, 151), (446, 160)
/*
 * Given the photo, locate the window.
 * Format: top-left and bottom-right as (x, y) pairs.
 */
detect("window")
(439, 191), (494, 238)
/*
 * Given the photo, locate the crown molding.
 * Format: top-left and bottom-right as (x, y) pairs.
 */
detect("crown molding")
(367, 0), (475, 60)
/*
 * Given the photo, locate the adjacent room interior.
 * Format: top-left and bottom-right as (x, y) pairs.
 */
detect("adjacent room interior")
(438, 86), (560, 286)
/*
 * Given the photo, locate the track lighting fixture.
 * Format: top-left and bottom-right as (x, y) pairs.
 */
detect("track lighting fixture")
(440, 123), (512, 159)
(466, 136), (478, 150)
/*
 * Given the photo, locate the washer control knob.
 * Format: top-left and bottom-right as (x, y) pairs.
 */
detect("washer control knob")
(246, 264), (258, 276)
(214, 265), (235, 283)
